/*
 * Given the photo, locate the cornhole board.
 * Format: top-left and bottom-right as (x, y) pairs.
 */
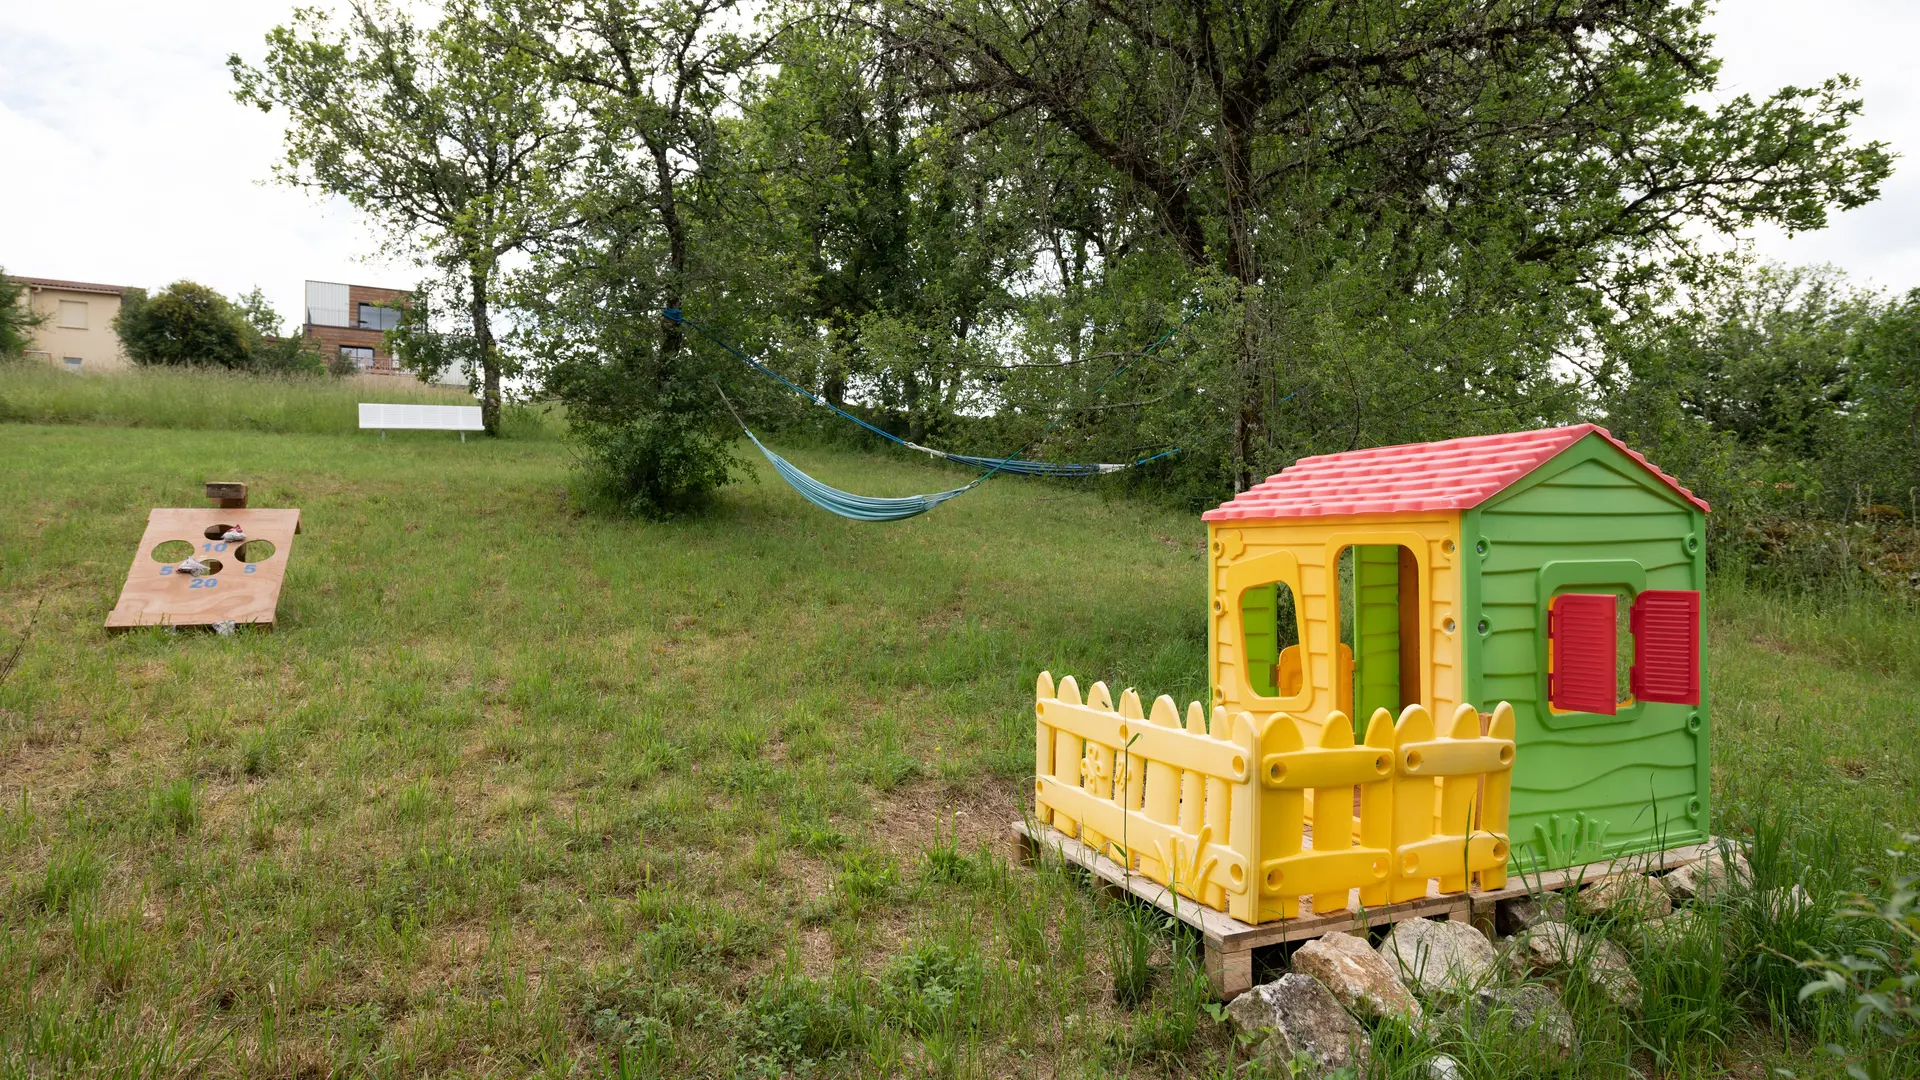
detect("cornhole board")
(106, 508), (302, 631)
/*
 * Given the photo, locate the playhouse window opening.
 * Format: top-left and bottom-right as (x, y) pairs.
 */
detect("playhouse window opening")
(1548, 585), (1694, 715)
(1334, 544), (1422, 732)
(1240, 579), (1303, 698)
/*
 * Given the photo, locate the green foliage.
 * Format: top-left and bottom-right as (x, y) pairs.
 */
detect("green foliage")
(0, 268), (47, 360)
(1800, 831), (1920, 1079)
(114, 281), (252, 368)
(231, 0), (587, 433)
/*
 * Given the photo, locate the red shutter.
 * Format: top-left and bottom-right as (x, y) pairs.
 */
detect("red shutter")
(1550, 593), (1617, 715)
(1630, 590), (1701, 705)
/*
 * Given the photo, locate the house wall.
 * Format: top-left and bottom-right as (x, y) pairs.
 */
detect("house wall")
(1462, 433), (1710, 872)
(22, 285), (128, 373)
(1207, 513), (1464, 743)
(303, 283), (410, 376)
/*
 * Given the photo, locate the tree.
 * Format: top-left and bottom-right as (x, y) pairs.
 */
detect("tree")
(231, 0), (587, 434)
(0, 270), (47, 360)
(877, 0), (1893, 489)
(233, 286), (327, 375)
(114, 281), (253, 368)
(501, 0), (771, 514)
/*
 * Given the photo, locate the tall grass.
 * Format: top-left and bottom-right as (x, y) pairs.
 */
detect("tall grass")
(0, 396), (1915, 1076)
(0, 362), (562, 438)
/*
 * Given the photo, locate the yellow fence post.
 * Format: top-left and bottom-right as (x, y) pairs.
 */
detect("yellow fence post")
(1035, 672), (1055, 827)
(1389, 703), (1438, 903)
(1478, 702), (1516, 890)
(1052, 675), (1084, 839)
(1357, 707), (1396, 909)
(1080, 682), (1116, 858)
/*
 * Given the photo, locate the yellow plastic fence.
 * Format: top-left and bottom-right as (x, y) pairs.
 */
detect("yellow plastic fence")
(1033, 672), (1515, 925)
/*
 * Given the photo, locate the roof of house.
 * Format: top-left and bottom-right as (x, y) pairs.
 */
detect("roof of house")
(1201, 423), (1710, 522)
(12, 276), (130, 296)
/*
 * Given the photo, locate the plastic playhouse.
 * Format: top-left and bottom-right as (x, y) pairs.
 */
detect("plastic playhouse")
(1022, 424), (1712, 994)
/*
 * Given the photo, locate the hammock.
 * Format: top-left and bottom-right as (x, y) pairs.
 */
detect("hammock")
(667, 307), (1190, 521)
(745, 431), (972, 522)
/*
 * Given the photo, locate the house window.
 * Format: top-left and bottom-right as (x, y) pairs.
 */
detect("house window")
(357, 303), (400, 331)
(1549, 589), (1701, 714)
(339, 345), (376, 370)
(59, 300), (88, 329)
(63, 356), (83, 371)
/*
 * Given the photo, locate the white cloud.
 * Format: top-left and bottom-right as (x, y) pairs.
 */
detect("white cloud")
(1, 0), (1914, 338)
(1705, 0), (1920, 293)
(0, 1), (414, 333)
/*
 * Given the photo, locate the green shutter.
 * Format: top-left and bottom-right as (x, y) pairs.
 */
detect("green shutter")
(1241, 583), (1278, 697)
(1352, 545), (1401, 732)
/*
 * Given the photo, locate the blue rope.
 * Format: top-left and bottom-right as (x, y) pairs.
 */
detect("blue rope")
(663, 308), (1186, 475)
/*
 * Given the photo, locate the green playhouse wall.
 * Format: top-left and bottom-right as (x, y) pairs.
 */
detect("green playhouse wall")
(1462, 434), (1710, 872)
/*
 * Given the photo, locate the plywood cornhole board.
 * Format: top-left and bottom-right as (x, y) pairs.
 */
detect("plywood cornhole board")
(106, 507), (302, 631)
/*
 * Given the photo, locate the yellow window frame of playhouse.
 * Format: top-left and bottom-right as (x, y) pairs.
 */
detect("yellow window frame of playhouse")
(1218, 549), (1313, 713)
(1324, 531), (1438, 715)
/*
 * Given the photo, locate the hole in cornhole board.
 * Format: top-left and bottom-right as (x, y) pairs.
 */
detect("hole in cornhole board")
(195, 559), (225, 576)
(235, 540), (276, 563)
(204, 524), (238, 540)
(150, 540), (194, 562)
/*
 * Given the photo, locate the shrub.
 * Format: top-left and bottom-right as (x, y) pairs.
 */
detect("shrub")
(572, 406), (740, 520)
(116, 282), (252, 368)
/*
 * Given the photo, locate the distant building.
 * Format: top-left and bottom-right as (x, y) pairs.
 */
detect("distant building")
(302, 280), (410, 376)
(12, 276), (133, 373)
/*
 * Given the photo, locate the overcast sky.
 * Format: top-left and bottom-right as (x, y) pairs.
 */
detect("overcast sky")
(3, 0), (1918, 332)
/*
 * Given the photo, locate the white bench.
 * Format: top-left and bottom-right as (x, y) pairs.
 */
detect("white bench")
(358, 403), (484, 442)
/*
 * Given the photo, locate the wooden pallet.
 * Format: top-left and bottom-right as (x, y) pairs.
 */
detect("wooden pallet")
(1011, 819), (1717, 999)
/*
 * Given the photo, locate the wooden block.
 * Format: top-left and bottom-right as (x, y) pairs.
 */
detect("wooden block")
(106, 508), (300, 631)
(205, 481), (248, 508)
(1206, 945), (1254, 1000)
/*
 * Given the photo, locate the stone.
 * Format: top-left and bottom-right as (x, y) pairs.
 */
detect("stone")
(1513, 921), (1642, 1012)
(1580, 874), (1673, 919)
(1464, 984), (1576, 1061)
(1292, 931), (1423, 1023)
(1377, 918), (1498, 998)
(1761, 884), (1813, 918)
(1425, 1053), (1464, 1080)
(1660, 845), (1750, 902)
(1496, 893), (1568, 937)
(1225, 973), (1371, 1074)
(1639, 909), (1701, 949)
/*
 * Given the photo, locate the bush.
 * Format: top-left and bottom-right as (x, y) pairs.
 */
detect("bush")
(572, 404), (739, 520)
(116, 282), (252, 367)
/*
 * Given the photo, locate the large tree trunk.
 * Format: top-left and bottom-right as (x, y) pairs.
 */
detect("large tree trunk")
(470, 266), (500, 436)
(648, 135), (686, 368)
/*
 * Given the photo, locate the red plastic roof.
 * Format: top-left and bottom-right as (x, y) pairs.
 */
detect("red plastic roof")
(1202, 424), (1709, 522)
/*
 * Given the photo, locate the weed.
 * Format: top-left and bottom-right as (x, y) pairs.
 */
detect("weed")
(145, 779), (198, 836)
(1106, 903), (1156, 1006)
(38, 843), (105, 912)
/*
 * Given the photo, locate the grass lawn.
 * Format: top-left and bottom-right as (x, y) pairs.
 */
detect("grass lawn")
(0, 411), (1915, 1078)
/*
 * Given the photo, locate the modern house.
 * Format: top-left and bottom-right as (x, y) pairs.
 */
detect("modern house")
(302, 280), (409, 377)
(12, 276), (133, 372)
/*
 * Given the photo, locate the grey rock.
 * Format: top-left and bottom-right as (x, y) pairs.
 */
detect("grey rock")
(1761, 884), (1813, 918)
(1425, 1052), (1464, 1080)
(1377, 918), (1498, 998)
(1225, 973), (1372, 1075)
(1513, 921), (1642, 1012)
(1464, 984), (1576, 1060)
(1293, 931), (1422, 1023)
(1660, 845), (1750, 902)
(1496, 893), (1567, 936)
(1580, 873), (1674, 919)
